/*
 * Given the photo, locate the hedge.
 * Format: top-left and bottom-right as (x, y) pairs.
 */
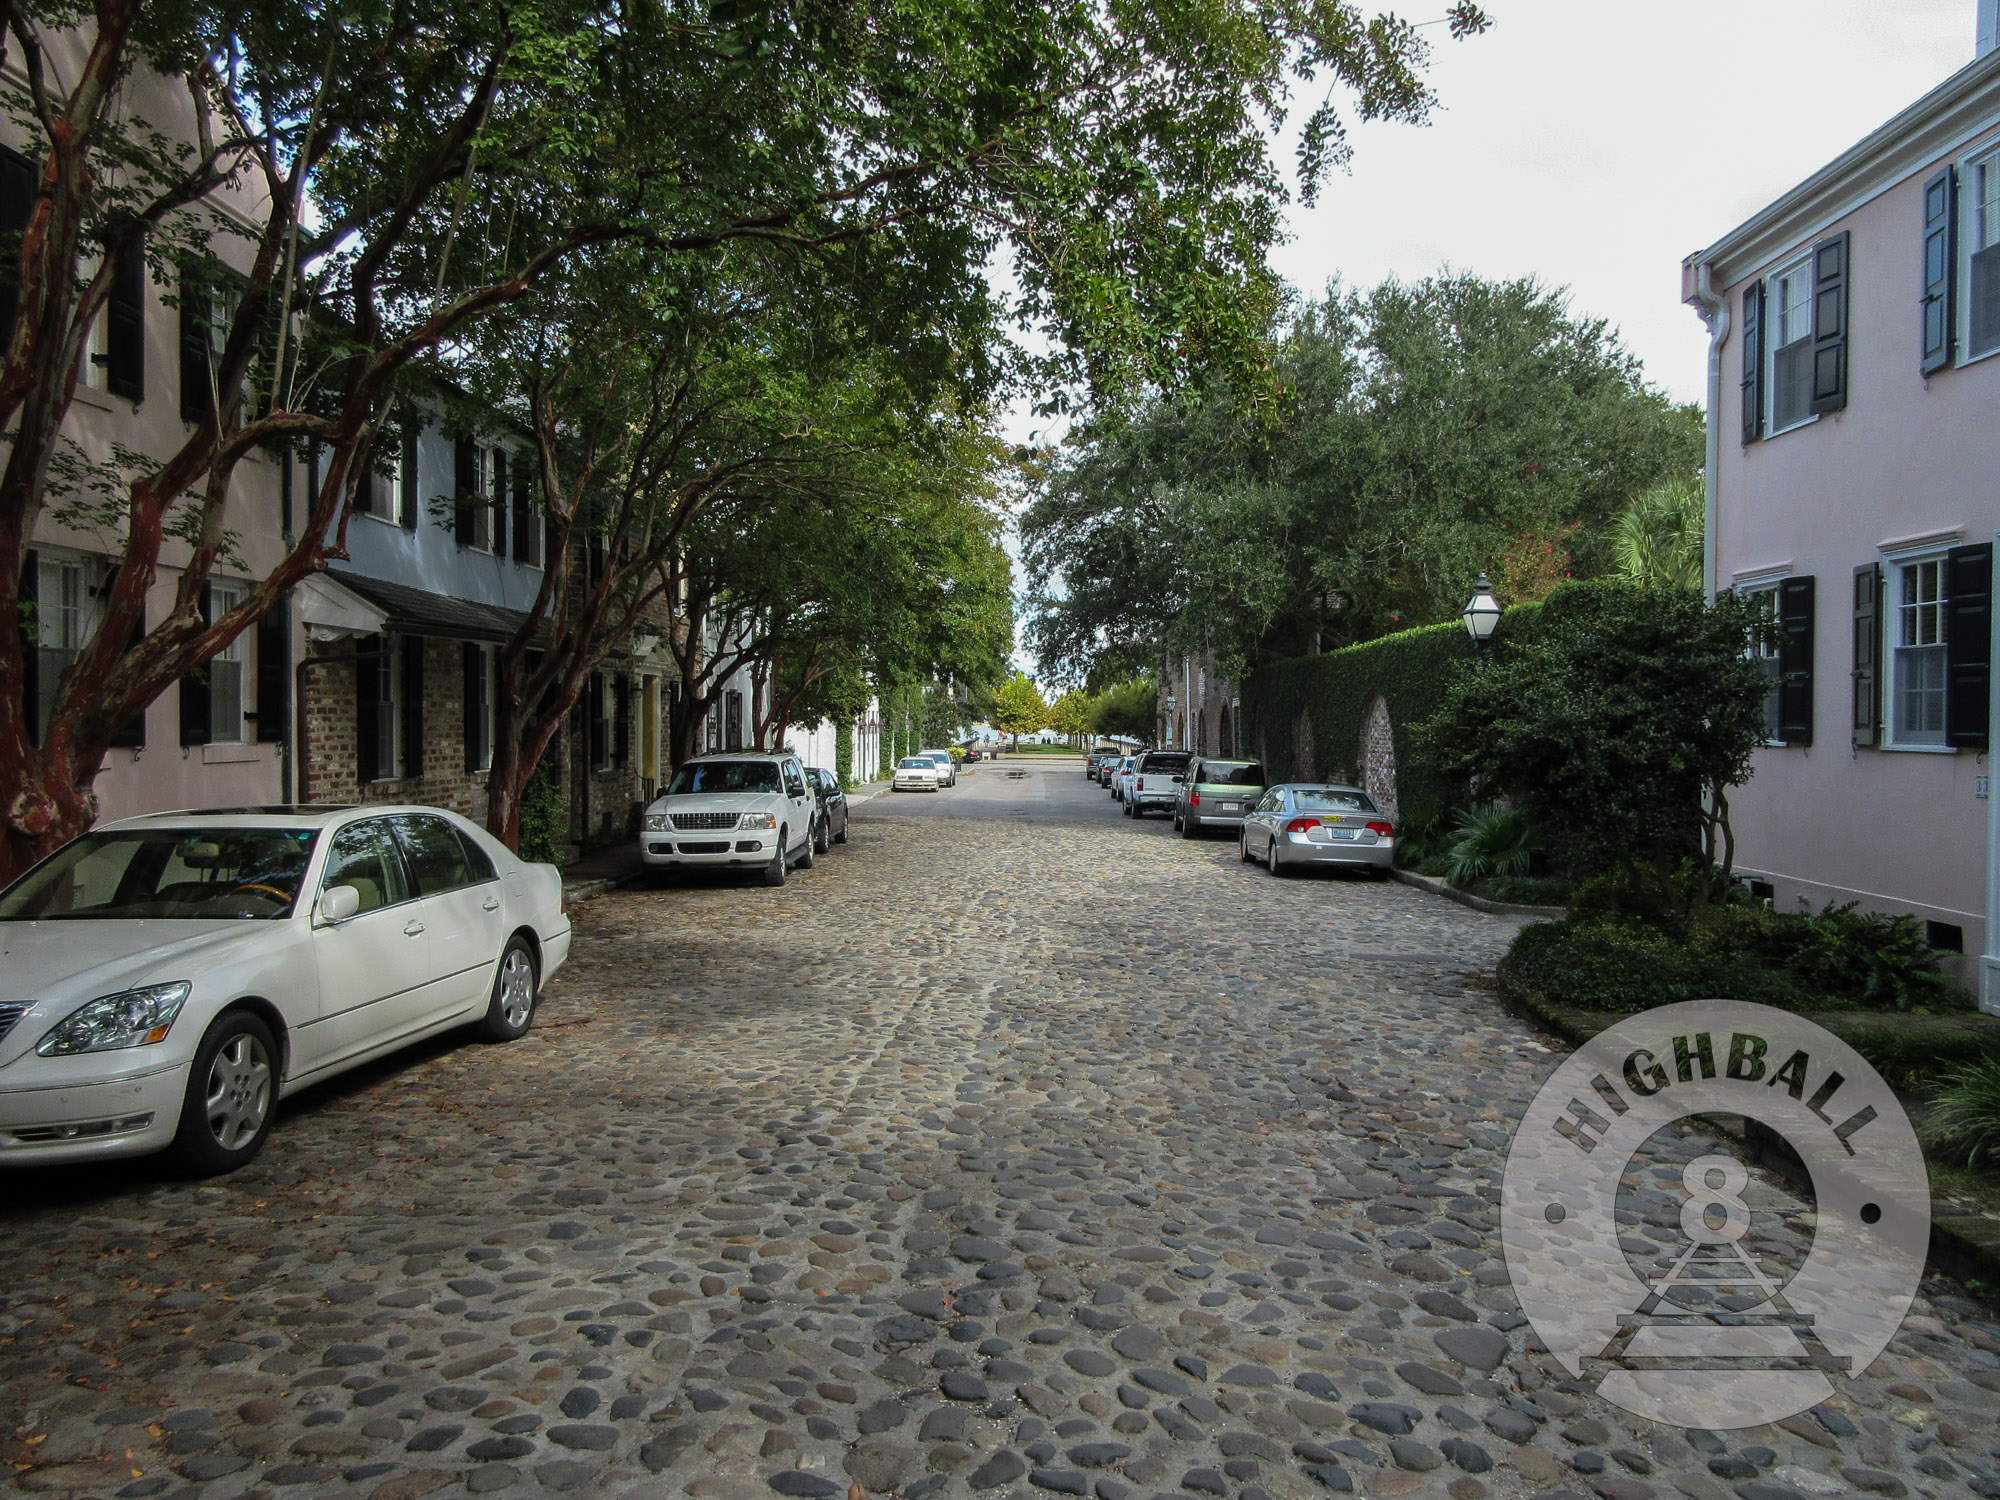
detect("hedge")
(1243, 600), (1545, 811)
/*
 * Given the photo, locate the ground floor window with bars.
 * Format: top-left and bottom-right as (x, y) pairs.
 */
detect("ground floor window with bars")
(1892, 557), (1947, 747)
(207, 582), (247, 743)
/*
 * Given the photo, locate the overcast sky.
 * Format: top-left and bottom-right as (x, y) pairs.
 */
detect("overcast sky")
(1274, 0), (1976, 405)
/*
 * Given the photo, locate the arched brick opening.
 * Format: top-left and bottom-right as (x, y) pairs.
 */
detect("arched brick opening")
(1359, 694), (1398, 822)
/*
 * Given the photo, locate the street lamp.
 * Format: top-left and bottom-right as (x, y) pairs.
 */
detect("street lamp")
(1461, 573), (1503, 653)
(1166, 691), (1177, 748)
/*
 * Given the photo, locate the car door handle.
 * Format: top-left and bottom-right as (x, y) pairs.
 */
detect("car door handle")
(404, 920), (426, 937)
(482, 897), (500, 912)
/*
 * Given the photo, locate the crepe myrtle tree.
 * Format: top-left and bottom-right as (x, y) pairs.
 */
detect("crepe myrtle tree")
(0, 0), (1486, 881)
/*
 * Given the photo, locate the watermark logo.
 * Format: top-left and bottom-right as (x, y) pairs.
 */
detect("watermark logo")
(1502, 1000), (1928, 1429)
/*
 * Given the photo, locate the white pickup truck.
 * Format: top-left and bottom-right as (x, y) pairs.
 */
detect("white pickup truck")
(1124, 750), (1193, 818)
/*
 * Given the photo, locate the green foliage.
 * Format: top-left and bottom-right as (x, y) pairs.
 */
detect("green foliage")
(1246, 608), (1542, 809)
(1023, 277), (1701, 682)
(1090, 677), (1157, 744)
(1921, 1060), (2000, 1168)
(1501, 898), (1960, 1016)
(517, 759), (567, 867)
(1049, 690), (1095, 742)
(835, 720), (855, 789)
(1444, 805), (1541, 886)
(1787, 904), (1952, 1013)
(1420, 580), (1768, 887)
(1611, 476), (1706, 588)
(1465, 874), (1572, 906)
(990, 673), (1050, 745)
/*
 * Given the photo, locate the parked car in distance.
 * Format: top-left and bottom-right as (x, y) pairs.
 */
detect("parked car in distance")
(918, 749), (958, 787)
(1099, 754), (1123, 788)
(1174, 759), (1266, 837)
(806, 767), (850, 852)
(1111, 756), (1138, 801)
(895, 756), (944, 792)
(1086, 746), (1119, 778)
(962, 748), (982, 764)
(641, 753), (819, 886)
(0, 804), (571, 1174)
(1125, 751), (1192, 818)
(1240, 785), (1395, 876)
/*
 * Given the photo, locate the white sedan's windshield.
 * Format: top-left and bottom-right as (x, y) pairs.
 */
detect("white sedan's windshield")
(0, 829), (320, 920)
(666, 761), (781, 795)
(899, 758), (936, 770)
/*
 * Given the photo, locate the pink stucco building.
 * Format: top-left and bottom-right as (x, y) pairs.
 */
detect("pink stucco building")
(1683, 1), (2000, 1008)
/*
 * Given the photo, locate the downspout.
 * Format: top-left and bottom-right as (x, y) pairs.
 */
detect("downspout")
(1689, 263), (1730, 602)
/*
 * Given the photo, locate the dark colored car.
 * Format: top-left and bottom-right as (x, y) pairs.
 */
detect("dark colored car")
(963, 748), (983, 763)
(806, 767), (850, 852)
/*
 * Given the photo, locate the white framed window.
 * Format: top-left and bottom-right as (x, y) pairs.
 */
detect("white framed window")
(1889, 556), (1948, 748)
(1766, 255), (1816, 434)
(358, 444), (401, 522)
(1743, 584), (1784, 742)
(468, 447), (495, 552)
(34, 555), (88, 736)
(1965, 142), (2000, 361)
(208, 582), (247, 743)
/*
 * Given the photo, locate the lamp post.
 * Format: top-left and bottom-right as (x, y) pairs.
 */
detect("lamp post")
(1461, 573), (1503, 654)
(1166, 691), (1178, 748)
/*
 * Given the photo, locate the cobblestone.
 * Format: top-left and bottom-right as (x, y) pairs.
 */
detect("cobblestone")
(3, 761), (1999, 1500)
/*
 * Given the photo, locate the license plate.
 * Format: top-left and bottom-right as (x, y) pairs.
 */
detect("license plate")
(1219, 803), (1239, 812)
(1326, 827), (1356, 839)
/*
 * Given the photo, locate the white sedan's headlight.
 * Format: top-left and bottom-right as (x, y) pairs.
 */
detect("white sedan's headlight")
(36, 982), (192, 1057)
(738, 813), (778, 829)
(643, 813), (668, 831)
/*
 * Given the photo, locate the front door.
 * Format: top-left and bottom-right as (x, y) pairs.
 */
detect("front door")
(304, 817), (433, 1075)
(389, 813), (508, 1019)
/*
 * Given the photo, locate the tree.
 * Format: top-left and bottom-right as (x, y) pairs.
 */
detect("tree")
(989, 673), (1049, 750)
(1049, 689), (1094, 746)
(1090, 677), (1158, 745)
(1609, 475), (1705, 589)
(1419, 581), (1769, 906)
(1023, 276), (1702, 686)
(0, 0), (1488, 880)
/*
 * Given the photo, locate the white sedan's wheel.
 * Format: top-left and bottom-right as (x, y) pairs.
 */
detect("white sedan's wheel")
(1266, 837), (1284, 876)
(169, 1011), (278, 1175)
(481, 938), (539, 1041)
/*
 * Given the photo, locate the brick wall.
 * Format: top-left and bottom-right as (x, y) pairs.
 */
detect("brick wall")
(1358, 694), (1398, 823)
(301, 635), (492, 821)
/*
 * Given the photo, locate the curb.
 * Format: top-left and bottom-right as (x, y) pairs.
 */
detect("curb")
(1499, 975), (2000, 1302)
(1391, 867), (1566, 920)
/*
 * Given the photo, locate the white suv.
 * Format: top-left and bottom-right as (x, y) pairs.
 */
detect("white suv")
(641, 753), (819, 885)
(918, 749), (958, 787)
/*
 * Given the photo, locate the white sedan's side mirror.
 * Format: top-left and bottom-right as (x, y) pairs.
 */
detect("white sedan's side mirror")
(317, 884), (361, 925)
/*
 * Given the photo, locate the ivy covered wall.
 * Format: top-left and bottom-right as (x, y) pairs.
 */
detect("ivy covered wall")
(1244, 602), (1546, 814)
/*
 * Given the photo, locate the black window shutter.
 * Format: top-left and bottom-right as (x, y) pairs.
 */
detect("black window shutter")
(1809, 231), (1850, 415)
(108, 613), (146, 748)
(400, 428), (419, 530)
(1853, 563), (1882, 747)
(0, 146), (33, 343)
(178, 262), (211, 423)
(255, 593), (288, 744)
(613, 674), (630, 771)
(1777, 575), (1815, 744)
(1740, 280), (1765, 443)
(356, 645), (380, 783)
(491, 449), (507, 559)
(464, 643), (488, 772)
(19, 548), (37, 748)
(454, 436), (475, 546)
(1923, 167), (1958, 374)
(179, 583), (211, 746)
(589, 670), (606, 768)
(106, 236), (145, 401)
(1946, 542), (1992, 750)
(402, 634), (425, 777)
(512, 453), (533, 563)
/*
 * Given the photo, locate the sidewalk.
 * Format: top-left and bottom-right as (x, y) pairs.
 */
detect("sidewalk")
(560, 778), (893, 903)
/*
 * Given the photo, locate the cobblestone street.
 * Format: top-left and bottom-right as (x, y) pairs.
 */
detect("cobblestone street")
(4, 758), (1998, 1500)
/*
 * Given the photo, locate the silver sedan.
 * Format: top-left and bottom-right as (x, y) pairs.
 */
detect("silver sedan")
(1239, 784), (1395, 877)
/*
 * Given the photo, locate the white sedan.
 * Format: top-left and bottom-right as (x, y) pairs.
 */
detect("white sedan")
(894, 756), (943, 792)
(0, 804), (571, 1174)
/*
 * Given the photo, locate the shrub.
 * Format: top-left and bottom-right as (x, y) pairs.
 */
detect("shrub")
(1467, 874), (1572, 907)
(1787, 904), (1951, 1013)
(1445, 804), (1540, 886)
(1500, 913), (1809, 1014)
(518, 758), (567, 866)
(1921, 1059), (2000, 1167)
